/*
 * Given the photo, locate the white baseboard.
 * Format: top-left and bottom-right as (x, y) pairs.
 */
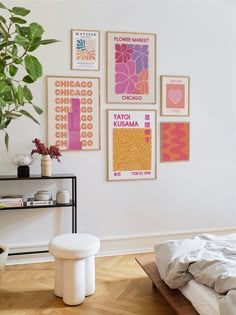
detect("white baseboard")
(6, 226), (236, 265)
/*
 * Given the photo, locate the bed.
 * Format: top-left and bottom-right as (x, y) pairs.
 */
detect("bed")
(136, 233), (236, 315)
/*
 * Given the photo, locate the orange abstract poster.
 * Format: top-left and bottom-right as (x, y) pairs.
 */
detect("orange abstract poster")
(47, 76), (100, 151)
(161, 122), (189, 162)
(107, 110), (157, 181)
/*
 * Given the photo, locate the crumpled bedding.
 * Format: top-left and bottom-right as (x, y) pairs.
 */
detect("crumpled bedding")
(154, 233), (236, 315)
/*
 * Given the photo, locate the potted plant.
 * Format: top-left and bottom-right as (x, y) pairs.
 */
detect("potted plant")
(0, 2), (59, 149)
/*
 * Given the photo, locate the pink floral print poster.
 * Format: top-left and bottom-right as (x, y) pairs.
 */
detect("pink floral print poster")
(106, 31), (156, 104)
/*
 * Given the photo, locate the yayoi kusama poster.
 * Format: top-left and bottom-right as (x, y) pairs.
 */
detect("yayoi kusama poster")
(47, 76), (100, 151)
(107, 110), (157, 181)
(106, 32), (156, 104)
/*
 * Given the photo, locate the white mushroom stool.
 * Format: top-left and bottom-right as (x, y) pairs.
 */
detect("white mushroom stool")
(49, 233), (100, 305)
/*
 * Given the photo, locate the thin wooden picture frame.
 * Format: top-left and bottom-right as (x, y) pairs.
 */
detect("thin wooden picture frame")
(160, 75), (190, 116)
(106, 31), (157, 104)
(160, 122), (190, 162)
(71, 29), (100, 71)
(107, 109), (157, 181)
(46, 75), (100, 151)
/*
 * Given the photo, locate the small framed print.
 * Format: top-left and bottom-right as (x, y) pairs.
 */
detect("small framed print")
(160, 122), (190, 162)
(71, 29), (100, 71)
(106, 31), (156, 104)
(161, 75), (190, 116)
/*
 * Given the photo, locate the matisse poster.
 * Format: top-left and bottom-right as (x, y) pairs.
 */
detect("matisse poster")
(107, 110), (157, 181)
(160, 122), (190, 162)
(106, 31), (156, 104)
(71, 29), (100, 70)
(47, 76), (100, 151)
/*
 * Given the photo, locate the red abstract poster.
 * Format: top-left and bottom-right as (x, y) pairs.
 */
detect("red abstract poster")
(161, 122), (189, 162)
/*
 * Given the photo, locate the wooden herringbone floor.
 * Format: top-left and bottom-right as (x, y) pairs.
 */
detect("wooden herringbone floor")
(0, 253), (176, 315)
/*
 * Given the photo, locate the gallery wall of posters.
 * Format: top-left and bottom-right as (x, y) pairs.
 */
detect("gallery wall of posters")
(71, 29), (100, 71)
(47, 76), (100, 151)
(107, 110), (157, 181)
(160, 122), (190, 162)
(106, 31), (156, 104)
(160, 75), (190, 116)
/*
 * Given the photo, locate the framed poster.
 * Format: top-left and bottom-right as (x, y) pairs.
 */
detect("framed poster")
(160, 122), (190, 162)
(46, 76), (100, 151)
(106, 31), (156, 104)
(71, 29), (100, 70)
(160, 75), (190, 116)
(107, 109), (157, 181)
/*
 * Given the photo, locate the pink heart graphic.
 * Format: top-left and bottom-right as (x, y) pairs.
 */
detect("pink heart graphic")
(168, 89), (183, 104)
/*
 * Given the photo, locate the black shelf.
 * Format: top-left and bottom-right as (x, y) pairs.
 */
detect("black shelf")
(0, 174), (77, 256)
(0, 200), (75, 211)
(0, 174), (76, 180)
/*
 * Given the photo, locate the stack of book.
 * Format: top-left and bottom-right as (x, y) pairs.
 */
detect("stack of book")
(0, 195), (23, 208)
(25, 198), (54, 206)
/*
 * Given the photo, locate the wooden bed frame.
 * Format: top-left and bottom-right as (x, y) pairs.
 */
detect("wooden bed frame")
(135, 253), (199, 315)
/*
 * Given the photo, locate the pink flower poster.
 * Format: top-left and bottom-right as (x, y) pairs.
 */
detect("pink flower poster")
(71, 30), (100, 71)
(47, 76), (100, 151)
(106, 31), (156, 104)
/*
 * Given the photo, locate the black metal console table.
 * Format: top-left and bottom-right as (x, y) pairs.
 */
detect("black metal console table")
(0, 174), (77, 256)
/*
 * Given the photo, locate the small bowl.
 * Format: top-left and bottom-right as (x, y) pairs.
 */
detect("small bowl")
(34, 190), (51, 201)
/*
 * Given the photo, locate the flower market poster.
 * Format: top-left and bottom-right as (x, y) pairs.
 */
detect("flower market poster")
(106, 32), (156, 104)
(46, 76), (100, 151)
(107, 110), (157, 181)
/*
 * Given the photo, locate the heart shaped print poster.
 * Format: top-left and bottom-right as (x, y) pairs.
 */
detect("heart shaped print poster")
(161, 76), (190, 116)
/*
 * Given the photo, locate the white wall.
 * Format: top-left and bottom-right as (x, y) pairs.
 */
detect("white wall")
(1, 0), (236, 257)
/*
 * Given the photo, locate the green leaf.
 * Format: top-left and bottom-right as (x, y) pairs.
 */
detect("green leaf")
(15, 34), (31, 46)
(23, 85), (33, 101)
(0, 2), (7, 9)
(11, 43), (18, 56)
(40, 39), (60, 45)
(0, 16), (6, 24)
(0, 60), (6, 73)
(17, 85), (24, 104)
(12, 7), (30, 16)
(33, 105), (43, 115)
(0, 81), (11, 94)
(24, 55), (42, 80)
(22, 75), (35, 83)
(15, 25), (29, 37)
(9, 64), (18, 77)
(0, 97), (6, 106)
(28, 42), (40, 52)
(5, 111), (22, 118)
(19, 109), (39, 124)
(10, 17), (27, 24)
(29, 23), (44, 40)
(4, 132), (9, 151)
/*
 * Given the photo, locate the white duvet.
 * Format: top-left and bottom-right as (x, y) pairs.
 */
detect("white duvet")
(154, 233), (236, 315)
